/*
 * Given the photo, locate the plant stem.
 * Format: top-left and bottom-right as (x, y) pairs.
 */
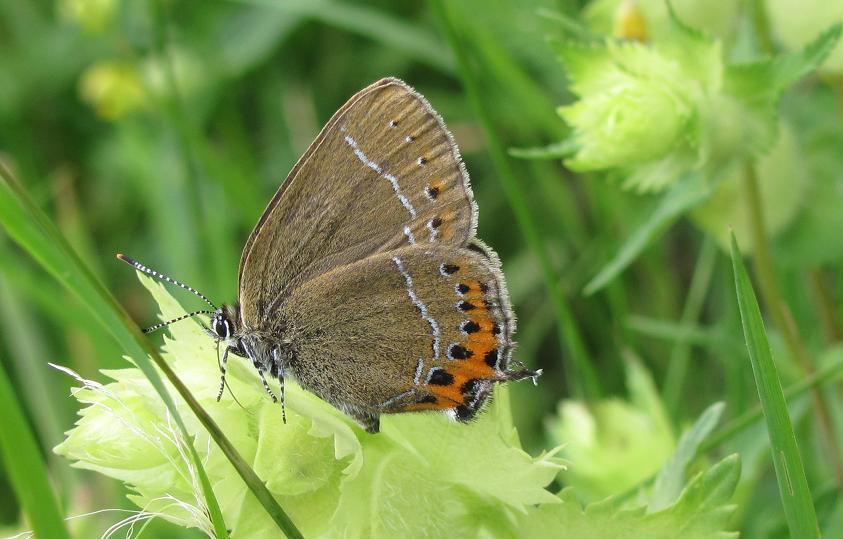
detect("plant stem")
(743, 160), (843, 496)
(663, 237), (717, 412)
(809, 268), (843, 342)
(615, 351), (843, 503)
(151, 0), (207, 286)
(0, 163), (304, 539)
(748, 0), (776, 55)
(430, 0), (600, 399)
(702, 351), (843, 452)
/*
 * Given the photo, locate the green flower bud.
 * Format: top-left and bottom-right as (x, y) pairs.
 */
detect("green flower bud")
(556, 37), (718, 192)
(59, 0), (116, 33)
(584, 0), (740, 41)
(559, 59), (692, 169)
(554, 12), (838, 193)
(546, 360), (674, 501)
(79, 61), (147, 121)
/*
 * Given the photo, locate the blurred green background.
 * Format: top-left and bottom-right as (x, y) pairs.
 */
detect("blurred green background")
(2, 0), (843, 537)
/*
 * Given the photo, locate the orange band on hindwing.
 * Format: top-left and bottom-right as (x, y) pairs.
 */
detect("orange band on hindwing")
(402, 273), (509, 415)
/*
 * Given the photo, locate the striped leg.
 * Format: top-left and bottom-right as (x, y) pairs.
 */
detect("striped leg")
(272, 348), (287, 425)
(216, 345), (232, 402)
(278, 371), (286, 424)
(258, 369), (278, 403)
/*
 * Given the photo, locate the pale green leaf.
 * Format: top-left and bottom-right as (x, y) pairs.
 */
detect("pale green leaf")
(520, 455), (740, 539)
(650, 402), (725, 511)
(57, 279), (560, 538)
(547, 358), (674, 501)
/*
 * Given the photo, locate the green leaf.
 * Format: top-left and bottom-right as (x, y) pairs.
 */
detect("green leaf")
(330, 409), (562, 538)
(766, 0), (843, 74)
(57, 278), (562, 539)
(584, 171), (711, 295)
(547, 358), (674, 501)
(662, 3), (724, 92)
(702, 349), (843, 452)
(548, 38), (616, 97)
(721, 25), (842, 156)
(726, 24), (842, 106)
(0, 359), (72, 539)
(730, 233), (820, 539)
(508, 138), (579, 160)
(0, 166), (231, 539)
(538, 8), (602, 42)
(520, 454), (740, 539)
(234, 0), (454, 72)
(650, 402), (725, 511)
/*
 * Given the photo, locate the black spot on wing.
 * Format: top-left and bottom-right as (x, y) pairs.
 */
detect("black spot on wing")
(448, 344), (473, 359)
(484, 349), (499, 368)
(428, 369), (454, 386)
(461, 320), (480, 334)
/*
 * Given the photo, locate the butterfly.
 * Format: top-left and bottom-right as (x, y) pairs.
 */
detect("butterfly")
(120, 77), (540, 433)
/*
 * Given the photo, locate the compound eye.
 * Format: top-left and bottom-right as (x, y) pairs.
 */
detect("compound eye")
(214, 317), (229, 339)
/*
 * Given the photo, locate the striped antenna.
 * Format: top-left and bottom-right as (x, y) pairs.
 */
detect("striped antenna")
(116, 253), (217, 310)
(142, 310), (215, 334)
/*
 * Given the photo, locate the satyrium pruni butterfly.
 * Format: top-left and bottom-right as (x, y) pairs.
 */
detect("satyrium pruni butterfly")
(119, 77), (541, 433)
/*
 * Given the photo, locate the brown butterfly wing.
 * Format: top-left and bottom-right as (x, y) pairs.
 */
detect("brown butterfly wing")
(278, 242), (533, 433)
(238, 78), (477, 326)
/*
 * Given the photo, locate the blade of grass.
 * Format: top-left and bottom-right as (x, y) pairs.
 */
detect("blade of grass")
(535, 8), (602, 42)
(508, 139), (578, 160)
(731, 232), (819, 539)
(743, 161), (843, 493)
(615, 350), (843, 504)
(663, 237), (718, 412)
(0, 357), (72, 539)
(0, 243), (122, 362)
(0, 164), (304, 539)
(235, 0), (454, 72)
(702, 348), (843, 452)
(430, 0), (600, 399)
(0, 165), (228, 539)
(625, 315), (743, 352)
(583, 170), (711, 296)
(0, 275), (75, 498)
(808, 268), (843, 342)
(150, 0), (208, 291)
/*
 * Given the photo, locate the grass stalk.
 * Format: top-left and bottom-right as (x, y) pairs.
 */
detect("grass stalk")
(0, 275), (76, 499)
(430, 0), (600, 399)
(615, 350), (843, 504)
(0, 358), (73, 539)
(702, 350), (843, 451)
(662, 237), (717, 412)
(748, 0), (776, 55)
(743, 161), (843, 496)
(150, 0), (208, 287)
(731, 233), (819, 538)
(0, 163), (304, 539)
(809, 268), (843, 342)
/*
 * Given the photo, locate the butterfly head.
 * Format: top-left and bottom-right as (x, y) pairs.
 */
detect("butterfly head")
(210, 304), (241, 342)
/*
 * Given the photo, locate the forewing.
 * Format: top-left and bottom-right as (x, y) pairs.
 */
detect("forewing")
(238, 78), (477, 326)
(279, 242), (523, 426)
